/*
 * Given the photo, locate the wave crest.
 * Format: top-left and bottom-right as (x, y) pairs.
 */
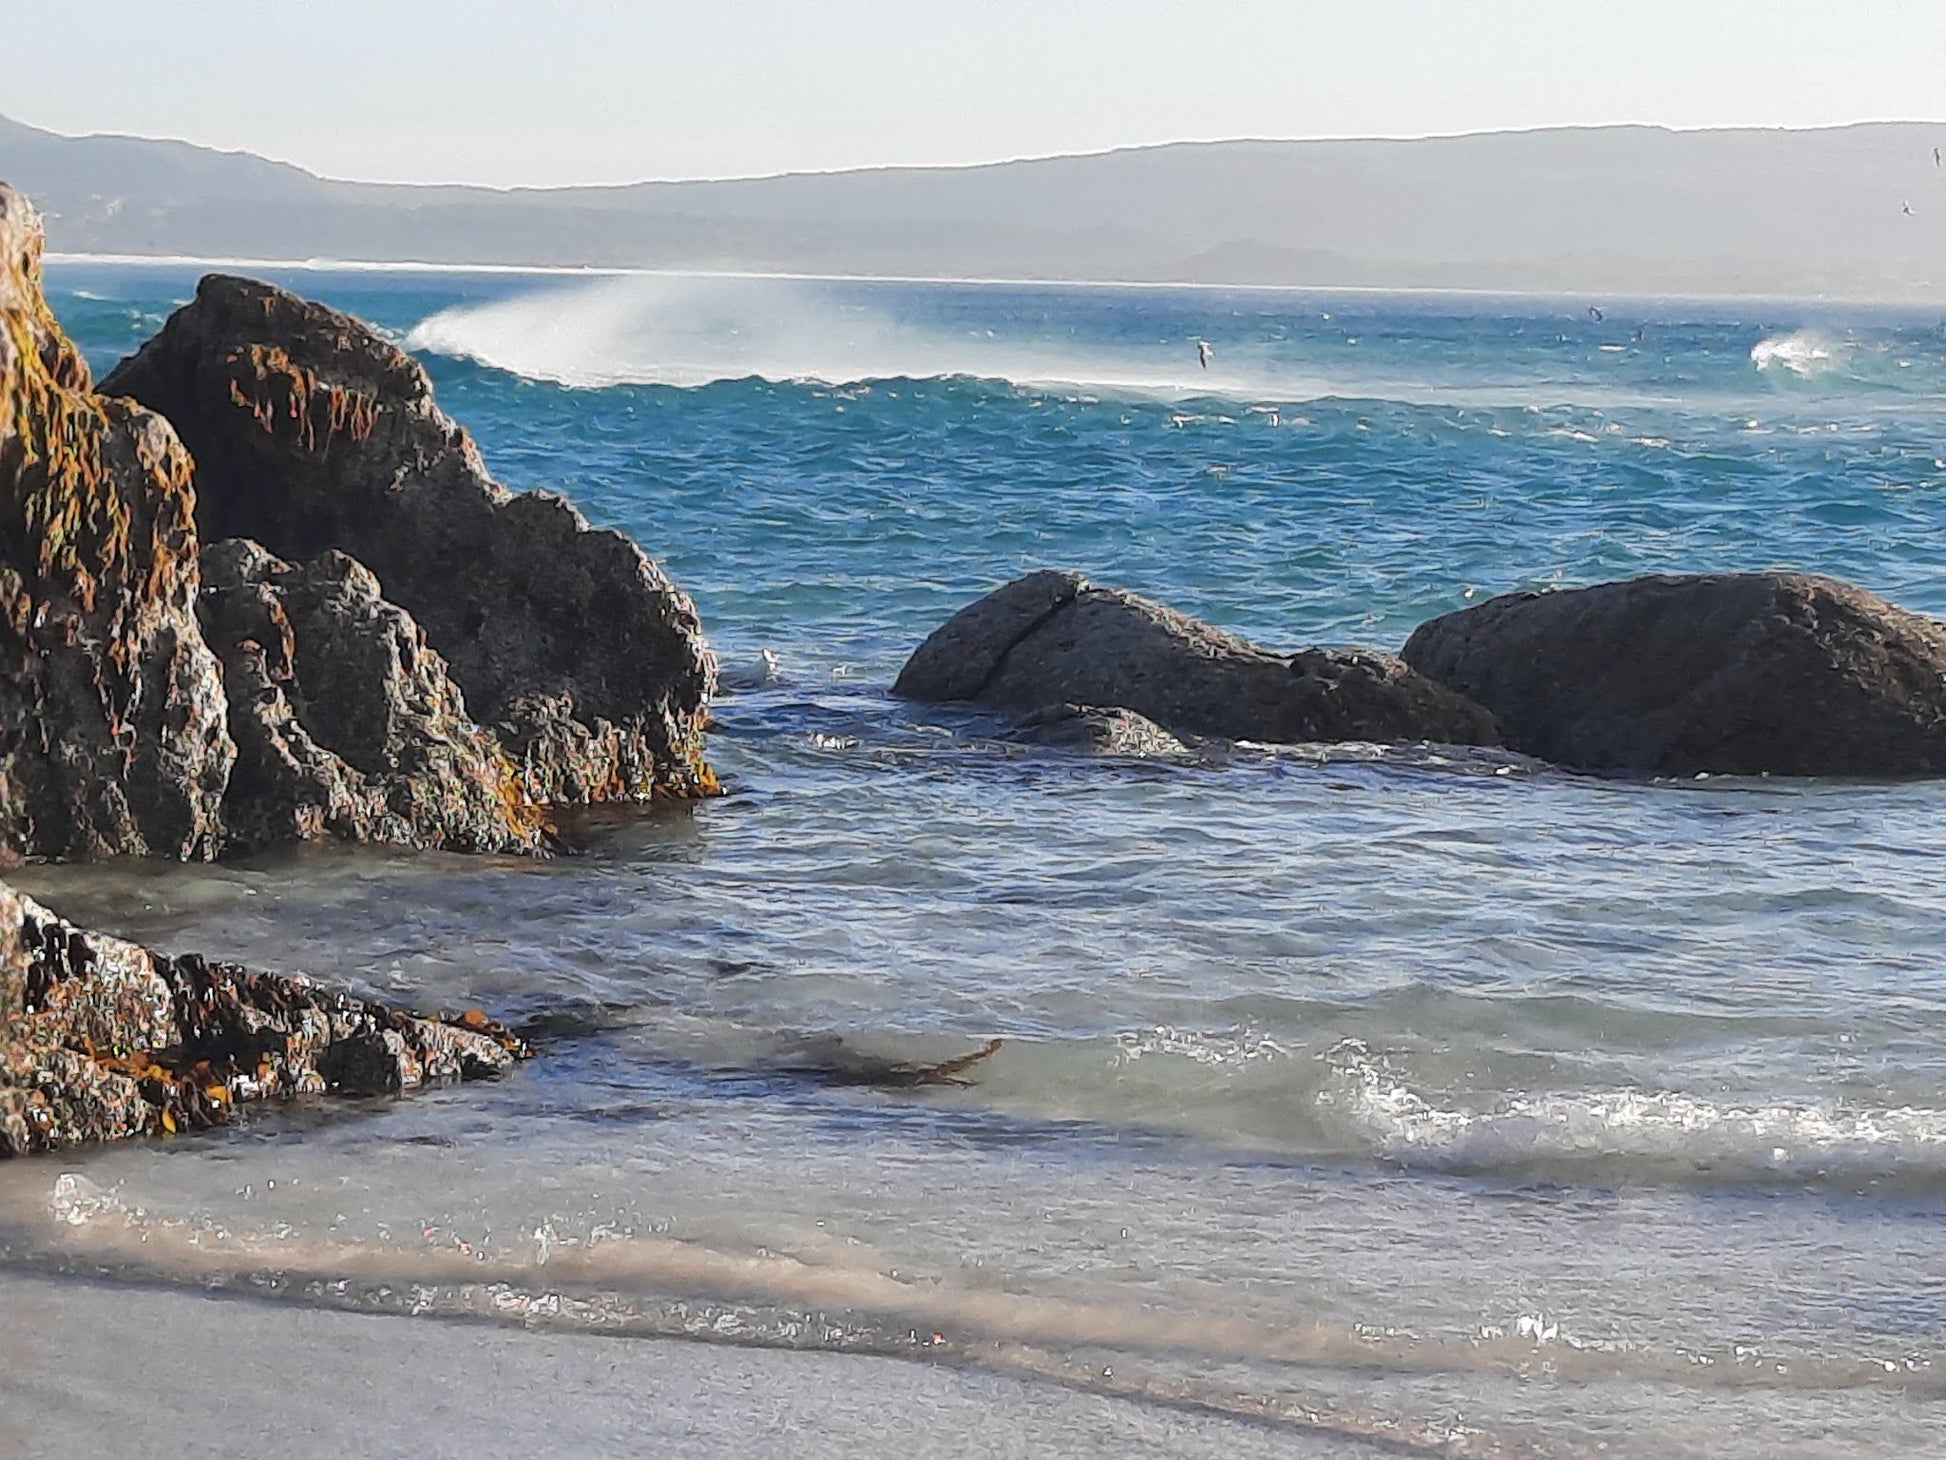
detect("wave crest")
(1750, 329), (1849, 377)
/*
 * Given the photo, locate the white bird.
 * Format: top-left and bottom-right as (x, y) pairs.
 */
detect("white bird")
(1904, 201), (1916, 217)
(1196, 340), (1213, 369)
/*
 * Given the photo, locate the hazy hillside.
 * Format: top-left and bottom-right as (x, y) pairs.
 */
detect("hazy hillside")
(5, 113), (1945, 298)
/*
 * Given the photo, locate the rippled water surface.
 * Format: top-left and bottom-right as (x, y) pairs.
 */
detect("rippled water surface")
(8, 264), (1946, 1456)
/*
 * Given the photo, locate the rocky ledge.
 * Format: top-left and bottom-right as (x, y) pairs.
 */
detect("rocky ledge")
(0, 880), (522, 1155)
(903, 569), (1946, 779)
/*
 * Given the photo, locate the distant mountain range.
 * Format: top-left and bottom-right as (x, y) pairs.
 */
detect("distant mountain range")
(6, 112), (1946, 299)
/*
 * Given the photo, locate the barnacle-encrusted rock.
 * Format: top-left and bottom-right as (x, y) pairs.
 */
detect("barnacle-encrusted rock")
(103, 275), (717, 804)
(197, 538), (550, 854)
(896, 571), (1499, 749)
(1402, 572), (1946, 777)
(0, 183), (234, 859)
(0, 878), (523, 1155)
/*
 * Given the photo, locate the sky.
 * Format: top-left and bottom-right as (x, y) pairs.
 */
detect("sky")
(9, 0), (1946, 187)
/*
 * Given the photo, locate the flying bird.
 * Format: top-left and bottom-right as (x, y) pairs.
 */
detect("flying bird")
(1934, 146), (1941, 166)
(1196, 340), (1213, 369)
(1587, 305), (1604, 322)
(1905, 201), (1916, 216)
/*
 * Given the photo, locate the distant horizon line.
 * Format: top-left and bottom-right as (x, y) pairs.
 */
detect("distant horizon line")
(9, 110), (1946, 194)
(42, 250), (1946, 312)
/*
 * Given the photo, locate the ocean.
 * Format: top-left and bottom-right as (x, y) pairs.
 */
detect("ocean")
(4, 263), (1946, 1457)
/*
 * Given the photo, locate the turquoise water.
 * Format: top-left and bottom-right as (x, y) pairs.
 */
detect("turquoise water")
(8, 264), (1946, 1456)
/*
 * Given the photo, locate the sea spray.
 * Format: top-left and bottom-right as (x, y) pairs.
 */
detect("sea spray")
(403, 275), (1330, 396)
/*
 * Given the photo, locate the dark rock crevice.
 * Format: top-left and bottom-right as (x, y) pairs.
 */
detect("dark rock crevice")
(197, 539), (551, 854)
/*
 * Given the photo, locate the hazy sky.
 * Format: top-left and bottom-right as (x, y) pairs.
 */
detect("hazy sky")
(11, 0), (1946, 186)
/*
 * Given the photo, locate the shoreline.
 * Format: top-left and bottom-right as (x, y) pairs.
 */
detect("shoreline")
(0, 1268), (1344, 1460)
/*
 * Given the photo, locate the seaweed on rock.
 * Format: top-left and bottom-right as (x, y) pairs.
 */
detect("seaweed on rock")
(0, 880), (525, 1155)
(0, 183), (233, 861)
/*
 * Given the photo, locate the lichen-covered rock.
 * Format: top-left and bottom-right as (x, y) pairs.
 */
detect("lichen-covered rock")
(198, 538), (549, 854)
(1402, 572), (1946, 777)
(103, 275), (716, 805)
(0, 182), (234, 860)
(896, 571), (1499, 749)
(0, 879), (522, 1155)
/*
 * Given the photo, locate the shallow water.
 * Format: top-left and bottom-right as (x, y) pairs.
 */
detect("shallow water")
(8, 264), (1946, 1455)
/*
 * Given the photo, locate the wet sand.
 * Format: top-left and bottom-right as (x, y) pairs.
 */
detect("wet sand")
(0, 1271), (1383, 1460)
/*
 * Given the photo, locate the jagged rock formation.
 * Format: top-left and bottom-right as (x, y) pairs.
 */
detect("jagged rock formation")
(198, 539), (549, 853)
(0, 183), (234, 860)
(103, 275), (717, 804)
(896, 571), (1500, 749)
(1402, 572), (1946, 777)
(0, 879), (522, 1155)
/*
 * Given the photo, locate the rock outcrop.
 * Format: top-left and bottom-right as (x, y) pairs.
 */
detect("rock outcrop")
(1402, 572), (1946, 776)
(0, 183), (235, 860)
(198, 539), (549, 853)
(102, 275), (716, 804)
(896, 571), (1500, 749)
(0, 879), (522, 1156)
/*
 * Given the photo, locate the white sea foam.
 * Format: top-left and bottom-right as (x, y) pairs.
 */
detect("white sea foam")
(1319, 1040), (1946, 1180)
(1750, 329), (1849, 377)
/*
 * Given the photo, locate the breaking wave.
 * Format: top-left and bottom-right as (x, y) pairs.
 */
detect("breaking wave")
(404, 276), (1335, 397)
(1750, 329), (1850, 377)
(1318, 1041), (1946, 1185)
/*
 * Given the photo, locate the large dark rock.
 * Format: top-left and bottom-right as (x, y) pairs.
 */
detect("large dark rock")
(198, 539), (549, 854)
(895, 571), (1499, 748)
(103, 274), (716, 805)
(0, 879), (522, 1155)
(0, 184), (235, 860)
(1402, 572), (1946, 776)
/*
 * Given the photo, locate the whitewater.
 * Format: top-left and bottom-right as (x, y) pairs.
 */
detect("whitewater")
(7, 263), (1946, 1458)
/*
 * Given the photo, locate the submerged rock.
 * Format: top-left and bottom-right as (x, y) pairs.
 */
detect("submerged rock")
(0, 879), (522, 1155)
(1001, 703), (1191, 756)
(1402, 572), (1946, 776)
(0, 183), (235, 860)
(896, 571), (1499, 749)
(198, 539), (549, 854)
(103, 273), (716, 805)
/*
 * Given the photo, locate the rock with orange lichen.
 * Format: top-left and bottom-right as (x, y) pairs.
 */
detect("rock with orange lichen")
(0, 878), (524, 1156)
(198, 538), (551, 855)
(103, 274), (717, 806)
(0, 182), (235, 860)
